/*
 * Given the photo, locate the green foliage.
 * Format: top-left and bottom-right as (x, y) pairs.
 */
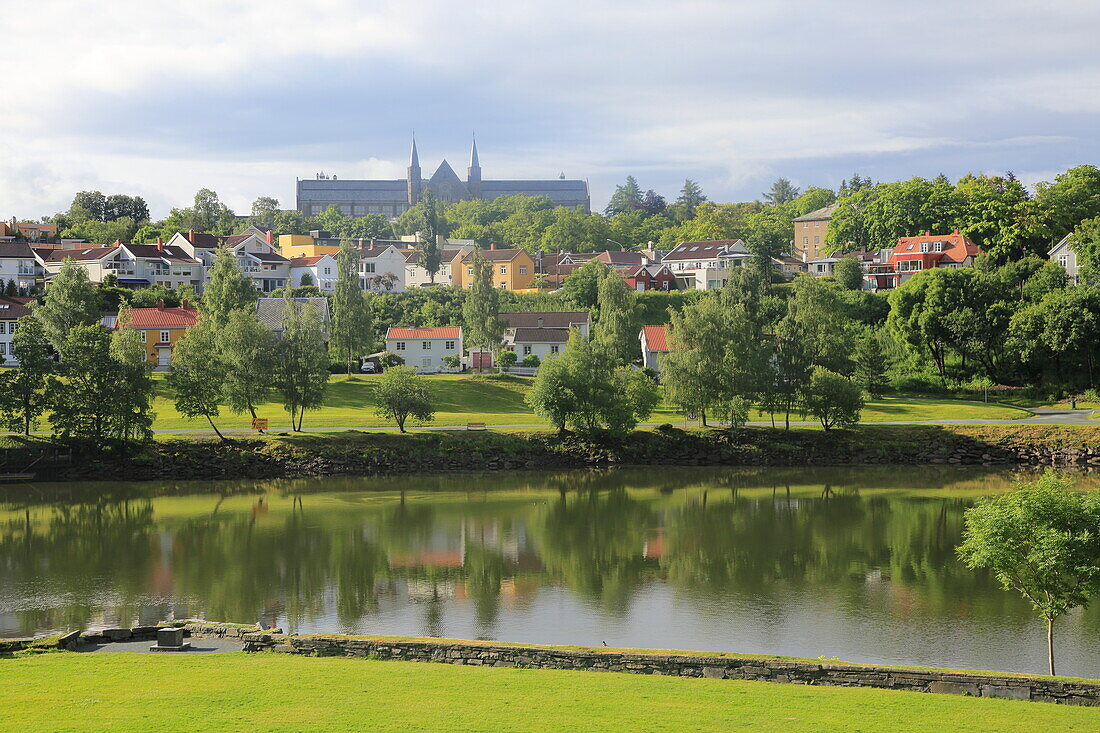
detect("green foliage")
(525, 333), (657, 436)
(561, 258), (608, 309)
(605, 176), (643, 216)
(373, 365), (434, 432)
(958, 471), (1100, 675)
(833, 256), (864, 290)
(521, 354), (541, 368)
(854, 332), (889, 398)
(442, 354), (462, 370)
(594, 271), (639, 364)
(461, 251), (504, 357)
(0, 317), (54, 434)
(498, 350), (518, 369)
(168, 320), (227, 439)
(1070, 216), (1100, 283)
(33, 260), (101, 350)
(803, 367), (865, 430)
(219, 308), (277, 419)
(108, 304), (156, 442)
(274, 293), (330, 430)
(202, 249), (258, 329)
(763, 178), (800, 205)
(331, 241), (373, 374)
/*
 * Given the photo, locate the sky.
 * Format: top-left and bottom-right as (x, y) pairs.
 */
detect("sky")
(2, 0), (1099, 220)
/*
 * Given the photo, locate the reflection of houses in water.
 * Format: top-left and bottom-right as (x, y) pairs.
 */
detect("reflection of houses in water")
(643, 528), (665, 560)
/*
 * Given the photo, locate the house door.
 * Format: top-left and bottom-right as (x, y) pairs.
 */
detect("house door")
(158, 348), (171, 367)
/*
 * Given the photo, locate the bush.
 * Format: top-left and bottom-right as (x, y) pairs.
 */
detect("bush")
(522, 354), (541, 368)
(498, 350), (518, 370)
(803, 367), (865, 430)
(442, 354), (462, 370)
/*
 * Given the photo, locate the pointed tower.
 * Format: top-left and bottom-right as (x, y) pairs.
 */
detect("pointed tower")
(407, 136), (422, 206)
(467, 134), (482, 199)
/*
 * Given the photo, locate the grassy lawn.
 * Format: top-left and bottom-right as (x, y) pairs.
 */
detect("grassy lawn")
(1, 654), (1095, 732)
(149, 374), (1030, 431)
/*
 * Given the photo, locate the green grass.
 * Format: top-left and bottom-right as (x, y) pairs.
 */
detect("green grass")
(1, 653), (1095, 732)
(148, 374), (1029, 432)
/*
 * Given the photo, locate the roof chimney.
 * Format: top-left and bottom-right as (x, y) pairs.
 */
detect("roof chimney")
(114, 239), (123, 246)
(156, 237), (163, 245)
(952, 229), (959, 235)
(620, 246), (626, 252)
(489, 243), (496, 250)
(265, 231), (274, 245)
(188, 229), (195, 241)
(537, 317), (543, 328)
(182, 299), (190, 310)
(156, 300), (165, 311)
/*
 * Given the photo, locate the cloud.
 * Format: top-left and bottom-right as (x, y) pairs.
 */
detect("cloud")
(1, 0), (1098, 220)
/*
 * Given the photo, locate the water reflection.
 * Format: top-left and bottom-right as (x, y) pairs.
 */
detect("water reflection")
(1, 467), (1098, 676)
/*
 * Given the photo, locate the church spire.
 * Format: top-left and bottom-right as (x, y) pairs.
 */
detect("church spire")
(410, 135), (420, 169)
(407, 134), (422, 206)
(467, 133), (482, 198)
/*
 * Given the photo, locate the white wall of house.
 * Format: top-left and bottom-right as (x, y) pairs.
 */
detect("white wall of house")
(0, 257), (38, 291)
(386, 336), (463, 372)
(1049, 237), (1080, 282)
(0, 319), (19, 366)
(510, 340), (564, 362)
(361, 247), (407, 292)
(292, 255), (338, 291)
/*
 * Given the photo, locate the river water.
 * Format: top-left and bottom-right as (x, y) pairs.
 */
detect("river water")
(1, 466), (1097, 676)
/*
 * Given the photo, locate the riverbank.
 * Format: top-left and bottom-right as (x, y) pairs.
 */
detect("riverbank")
(1, 648), (1097, 731)
(5, 423), (1100, 483)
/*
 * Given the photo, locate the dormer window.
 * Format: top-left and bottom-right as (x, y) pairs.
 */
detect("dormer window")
(933, 242), (943, 253)
(920, 242), (931, 253)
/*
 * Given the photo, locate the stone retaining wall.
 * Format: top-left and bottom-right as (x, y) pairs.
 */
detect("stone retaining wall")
(7, 623), (1098, 706)
(218, 630), (1100, 707)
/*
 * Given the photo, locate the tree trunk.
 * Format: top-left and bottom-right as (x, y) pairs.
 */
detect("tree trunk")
(700, 409), (707, 428)
(206, 414), (227, 443)
(1047, 617), (1056, 676)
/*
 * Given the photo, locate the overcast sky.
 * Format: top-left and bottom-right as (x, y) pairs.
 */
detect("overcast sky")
(2, 0), (1098, 219)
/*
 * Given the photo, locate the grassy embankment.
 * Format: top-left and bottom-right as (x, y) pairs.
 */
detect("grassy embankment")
(148, 373), (1031, 432)
(0, 653), (1096, 732)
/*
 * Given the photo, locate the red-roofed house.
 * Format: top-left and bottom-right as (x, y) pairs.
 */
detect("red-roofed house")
(121, 302), (200, 368)
(624, 263), (676, 291)
(289, 254), (338, 291)
(868, 230), (983, 290)
(385, 326), (463, 372)
(639, 325), (668, 371)
(167, 229), (290, 293)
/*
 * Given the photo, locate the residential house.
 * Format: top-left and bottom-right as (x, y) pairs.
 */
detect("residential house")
(0, 297), (34, 366)
(868, 230), (983, 290)
(623, 263), (677, 291)
(0, 220), (58, 243)
(0, 243), (41, 292)
(404, 247), (469, 287)
(256, 297), (331, 338)
(169, 229), (290, 293)
(792, 205), (836, 262)
(500, 311), (591, 362)
(772, 254), (807, 278)
(639, 325), (668, 372)
(663, 240), (752, 290)
(385, 326), (462, 372)
(359, 244), (407, 292)
(453, 246), (536, 291)
(36, 241), (202, 289)
(1049, 234), (1083, 283)
(123, 302), (199, 368)
(289, 254), (338, 291)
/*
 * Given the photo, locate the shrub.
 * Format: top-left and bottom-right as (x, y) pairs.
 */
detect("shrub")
(498, 350), (518, 370)
(803, 367), (865, 430)
(522, 354), (541, 368)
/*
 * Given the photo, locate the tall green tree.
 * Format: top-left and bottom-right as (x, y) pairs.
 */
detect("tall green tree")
(274, 292), (330, 430)
(250, 196), (280, 228)
(833, 257), (864, 290)
(958, 472), (1100, 676)
(0, 317), (54, 435)
(32, 260), (100, 351)
(219, 308), (277, 420)
(417, 188), (445, 284)
(462, 250), (504, 368)
(202, 248), (257, 329)
(594, 272), (638, 364)
(605, 176), (644, 216)
(802, 367), (864, 430)
(854, 332), (889, 397)
(168, 320), (228, 440)
(669, 179), (707, 221)
(763, 178), (800, 205)
(109, 303), (156, 443)
(373, 365), (435, 432)
(561, 257), (608, 309)
(331, 240), (373, 375)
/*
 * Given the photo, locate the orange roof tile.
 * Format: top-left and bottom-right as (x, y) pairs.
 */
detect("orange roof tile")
(642, 325), (668, 352)
(386, 326), (461, 339)
(126, 307), (199, 329)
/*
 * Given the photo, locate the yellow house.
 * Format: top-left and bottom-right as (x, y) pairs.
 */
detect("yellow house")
(278, 234), (340, 259)
(124, 303), (199, 368)
(453, 246), (536, 290)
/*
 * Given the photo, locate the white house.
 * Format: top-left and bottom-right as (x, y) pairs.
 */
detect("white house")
(37, 242), (202, 290)
(0, 243), (40, 293)
(1049, 234), (1082, 283)
(290, 254), (338, 291)
(500, 311), (590, 362)
(662, 240), (752, 290)
(360, 244), (407, 293)
(639, 325), (668, 372)
(168, 229), (290, 293)
(404, 248), (468, 287)
(386, 326), (462, 373)
(0, 296), (33, 366)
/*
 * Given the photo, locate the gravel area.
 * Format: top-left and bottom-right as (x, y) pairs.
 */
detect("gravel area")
(77, 637), (244, 654)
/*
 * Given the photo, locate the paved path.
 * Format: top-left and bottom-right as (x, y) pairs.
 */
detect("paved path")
(77, 637), (243, 654)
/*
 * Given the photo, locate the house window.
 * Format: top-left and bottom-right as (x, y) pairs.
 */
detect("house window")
(499, 265), (507, 274)
(1059, 255), (1069, 267)
(363, 262), (375, 273)
(814, 221), (820, 227)
(802, 237), (808, 246)
(445, 341), (455, 350)
(395, 341), (406, 351)
(550, 345), (559, 354)
(498, 282), (506, 289)
(519, 265), (528, 275)
(920, 242), (931, 253)
(422, 341), (432, 350)
(0, 343), (5, 355)
(523, 346), (532, 356)
(160, 331), (171, 344)
(933, 242), (943, 253)
(466, 266), (473, 275)
(814, 236), (820, 244)
(421, 357), (431, 367)
(324, 267), (331, 274)
(139, 331), (147, 342)
(0, 322), (5, 334)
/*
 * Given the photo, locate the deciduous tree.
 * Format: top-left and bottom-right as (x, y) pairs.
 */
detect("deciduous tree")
(32, 260), (100, 351)
(373, 365), (434, 432)
(331, 240), (373, 375)
(168, 319), (228, 440)
(0, 317), (53, 435)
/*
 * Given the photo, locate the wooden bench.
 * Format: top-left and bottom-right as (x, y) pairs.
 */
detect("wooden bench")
(466, 422), (487, 431)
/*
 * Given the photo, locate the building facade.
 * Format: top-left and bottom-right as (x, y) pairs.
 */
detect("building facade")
(663, 240), (751, 290)
(792, 205), (836, 262)
(296, 138), (590, 218)
(125, 303), (199, 368)
(1049, 234), (1083, 283)
(385, 326), (463, 373)
(0, 297), (34, 366)
(0, 243), (41, 292)
(453, 247), (536, 290)
(639, 325), (668, 372)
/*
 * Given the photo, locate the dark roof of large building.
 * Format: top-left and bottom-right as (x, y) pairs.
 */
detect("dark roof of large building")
(0, 296), (34, 319)
(664, 240), (748, 261)
(38, 246), (118, 262)
(793, 204), (838, 222)
(500, 312), (590, 329)
(511, 327), (570, 343)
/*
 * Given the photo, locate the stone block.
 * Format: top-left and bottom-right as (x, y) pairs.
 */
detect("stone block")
(929, 681), (980, 696)
(58, 631), (81, 651)
(981, 685), (1031, 701)
(702, 667), (725, 679)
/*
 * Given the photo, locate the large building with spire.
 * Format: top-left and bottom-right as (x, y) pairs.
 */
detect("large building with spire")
(295, 138), (590, 218)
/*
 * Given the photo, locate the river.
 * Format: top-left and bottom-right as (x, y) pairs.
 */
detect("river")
(1, 466), (1097, 677)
